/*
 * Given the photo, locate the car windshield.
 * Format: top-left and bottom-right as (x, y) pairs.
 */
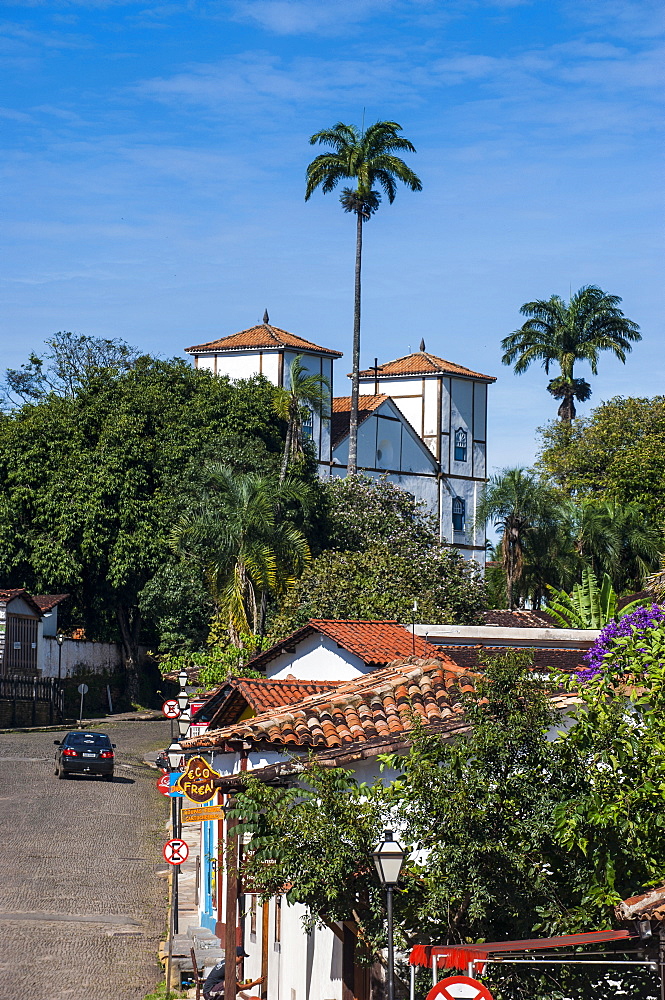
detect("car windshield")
(64, 733), (112, 748)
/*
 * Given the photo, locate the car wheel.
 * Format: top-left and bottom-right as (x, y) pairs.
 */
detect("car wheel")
(58, 768), (67, 779)
(105, 773), (114, 782)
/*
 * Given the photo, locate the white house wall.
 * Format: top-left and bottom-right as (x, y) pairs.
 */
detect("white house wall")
(265, 633), (368, 681)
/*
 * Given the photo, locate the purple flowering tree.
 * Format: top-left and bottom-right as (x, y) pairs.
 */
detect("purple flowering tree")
(579, 604), (665, 682)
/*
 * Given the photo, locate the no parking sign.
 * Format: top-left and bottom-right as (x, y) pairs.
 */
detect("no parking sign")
(426, 977), (494, 1000)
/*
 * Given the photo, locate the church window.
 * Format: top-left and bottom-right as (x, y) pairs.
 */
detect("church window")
(302, 407), (314, 440)
(452, 497), (466, 533)
(454, 428), (468, 462)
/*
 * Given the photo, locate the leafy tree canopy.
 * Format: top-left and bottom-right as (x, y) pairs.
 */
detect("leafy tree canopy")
(0, 357), (289, 696)
(1, 330), (142, 407)
(537, 396), (665, 532)
(268, 475), (486, 636)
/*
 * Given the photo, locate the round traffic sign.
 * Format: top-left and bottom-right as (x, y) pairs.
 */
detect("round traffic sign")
(156, 773), (171, 795)
(77, 683), (89, 694)
(162, 699), (180, 719)
(426, 977), (494, 1000)
(163, 838), (189, 865)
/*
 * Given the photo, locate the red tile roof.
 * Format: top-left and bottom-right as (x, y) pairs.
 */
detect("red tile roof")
(482, 610), (556, 628)
(185, 323), (342, 358)
(32, 594), (69, 612)
(0, 588), (44, 616)
(184, 654), (475, 751)
(330, 394), (388, 447)
(439, 645), (586, 675)
(357, 351), (495, 382)
(200, 676), (342, 730)
(246, 619), (441, 672)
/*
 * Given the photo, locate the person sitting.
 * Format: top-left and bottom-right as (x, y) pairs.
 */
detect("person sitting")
(203, 946), (263, 1000)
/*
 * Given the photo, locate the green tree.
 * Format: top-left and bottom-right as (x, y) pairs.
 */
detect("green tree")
(2, 330), (141, 407)
(568, 499), (661, 592)
(501, 286), (641, 421)
(305, 121), (422, 474)
(475, 469), (565, 609)
(269, 542), (485, 638)
(0, 358), (288, 698)
(273, 354), (330, 481)
(171, 465), (312, 644)
(269, 475), (486, 636)
(538, 396), (665, 533)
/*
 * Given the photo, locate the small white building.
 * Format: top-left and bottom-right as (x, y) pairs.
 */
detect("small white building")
(184, 319), (495, 566)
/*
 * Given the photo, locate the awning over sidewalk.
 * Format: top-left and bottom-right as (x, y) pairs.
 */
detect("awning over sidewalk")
(410, 929), (636, 971)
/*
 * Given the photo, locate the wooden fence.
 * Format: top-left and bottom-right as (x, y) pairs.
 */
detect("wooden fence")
(0, 675), (65, 727)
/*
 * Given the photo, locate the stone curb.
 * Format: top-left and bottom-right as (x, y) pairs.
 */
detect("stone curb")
(0, 711), (165, 734)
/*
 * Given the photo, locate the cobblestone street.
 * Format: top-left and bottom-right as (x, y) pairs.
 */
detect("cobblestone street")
(0, 719), (172, 1000)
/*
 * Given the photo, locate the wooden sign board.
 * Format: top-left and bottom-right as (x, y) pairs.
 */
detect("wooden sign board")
(175, 755), (221, 803)
(182, 805), (225, 824)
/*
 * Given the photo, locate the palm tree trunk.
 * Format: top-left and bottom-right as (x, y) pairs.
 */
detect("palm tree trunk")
(280, 422), (292, 482)
(347, 208), (363, 476)
(557, 390), (576, 422)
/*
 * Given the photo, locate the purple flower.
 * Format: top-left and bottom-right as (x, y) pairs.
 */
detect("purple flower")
(578, 605), (665, 681)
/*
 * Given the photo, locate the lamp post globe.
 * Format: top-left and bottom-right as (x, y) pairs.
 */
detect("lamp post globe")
(177, 689), (189, 713)
(373, 831), (405, 1000)
(177, 707), (191, 740)
(177, 669), (188, 689)
(167, 740), (183, 771)
(372, 830), (405, 886)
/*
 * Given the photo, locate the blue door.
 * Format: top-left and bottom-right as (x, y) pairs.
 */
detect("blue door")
(201, 820), (216, 932)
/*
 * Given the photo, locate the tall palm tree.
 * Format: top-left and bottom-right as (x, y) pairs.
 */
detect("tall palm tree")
(274, 354), (331, 481)
(501, 285), (641, 421)
(305, 121), (422, 473)
(475, 468), (564, 610)
(171, 466), (312, 645)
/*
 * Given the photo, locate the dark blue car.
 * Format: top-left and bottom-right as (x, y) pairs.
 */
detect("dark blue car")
(54, 731), (116, 780)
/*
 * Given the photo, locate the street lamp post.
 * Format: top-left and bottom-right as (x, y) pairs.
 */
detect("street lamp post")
(56, 633), (64, 682)
(373, 830), (405, 1000)
(167, 739), (183, 937)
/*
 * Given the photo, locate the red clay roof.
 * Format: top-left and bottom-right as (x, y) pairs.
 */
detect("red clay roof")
(482, 610), (556, 628)
(0, 588), (44, 616)
(202, 676), (342, 729)
(32, 594), (69, 612)
(184, 655), (475, 751)
(246, 619), (441, 672)
(357, 351), (495, 381)
(330, 394), (388, 447)
(440, 645), (586, 675)
(185, 323), (342, 358)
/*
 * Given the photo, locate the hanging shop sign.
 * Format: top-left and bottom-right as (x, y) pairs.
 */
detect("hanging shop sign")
(175, 754), (221, 803)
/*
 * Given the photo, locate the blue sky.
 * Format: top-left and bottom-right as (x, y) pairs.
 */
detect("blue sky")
(2, 0), (663, 471)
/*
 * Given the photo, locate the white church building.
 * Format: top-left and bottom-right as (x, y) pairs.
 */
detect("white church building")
(185, 316), (495, 567)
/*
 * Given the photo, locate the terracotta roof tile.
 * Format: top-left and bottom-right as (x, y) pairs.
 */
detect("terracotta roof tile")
(32, 594), (69, 612)
(194, 676), (341, 729)
(330, 395), (388, 448)
(0, 588), (44, 616)
(439, 645), (586, 675)
(185, 323), (342, 358)
(482, 610), (556, 628)
(357, 351), (495, 382)
(246, 620), (440, 674)
(183, 654), (476, 752)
